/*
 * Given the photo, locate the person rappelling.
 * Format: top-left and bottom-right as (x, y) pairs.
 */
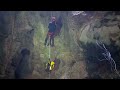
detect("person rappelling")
(44, 16), (57, 47)
(44, 16), (63, 74)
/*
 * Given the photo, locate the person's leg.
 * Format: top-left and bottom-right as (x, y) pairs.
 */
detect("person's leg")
(44, 33), (49, 46)
(50, 36), (52, 46)
(52, 37), (54, 46)
(50, 33), (54, 47)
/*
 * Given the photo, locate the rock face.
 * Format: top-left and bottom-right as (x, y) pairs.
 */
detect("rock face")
(68, 11), (120, 79)
(0, 11), (35, 78)
(0, 11), (120, 79)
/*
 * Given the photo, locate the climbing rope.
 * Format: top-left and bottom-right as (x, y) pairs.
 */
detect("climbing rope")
(49, 35), (51, 60)
(48, 35), (51, 79)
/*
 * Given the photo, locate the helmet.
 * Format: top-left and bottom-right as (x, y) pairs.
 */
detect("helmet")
(51, 17), (56, 21)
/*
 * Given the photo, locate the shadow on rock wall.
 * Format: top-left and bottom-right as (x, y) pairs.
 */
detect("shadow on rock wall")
(6, 48), (34, 79)
(5, 28), (35, 79)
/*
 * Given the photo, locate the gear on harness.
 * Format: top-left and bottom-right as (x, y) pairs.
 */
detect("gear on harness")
(45, 58), (55, 72)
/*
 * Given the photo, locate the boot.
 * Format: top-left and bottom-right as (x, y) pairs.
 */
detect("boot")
(44, 42), (46, 46)
(44, 35), (49, 46)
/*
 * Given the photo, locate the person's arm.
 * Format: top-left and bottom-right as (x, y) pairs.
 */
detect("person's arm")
(48, 23), (50, 29)
(48, 22), (52, 29)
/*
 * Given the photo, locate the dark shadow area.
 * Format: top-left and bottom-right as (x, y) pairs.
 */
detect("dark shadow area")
(4, 28), (35, 79)
(80, 40), (120, 79)
(14, 48), (32, 79)
(4, 49), (32, 79)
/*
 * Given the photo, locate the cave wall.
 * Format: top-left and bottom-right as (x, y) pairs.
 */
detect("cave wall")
(68, 11), (120, 78)
(0, 11), (35, 78)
